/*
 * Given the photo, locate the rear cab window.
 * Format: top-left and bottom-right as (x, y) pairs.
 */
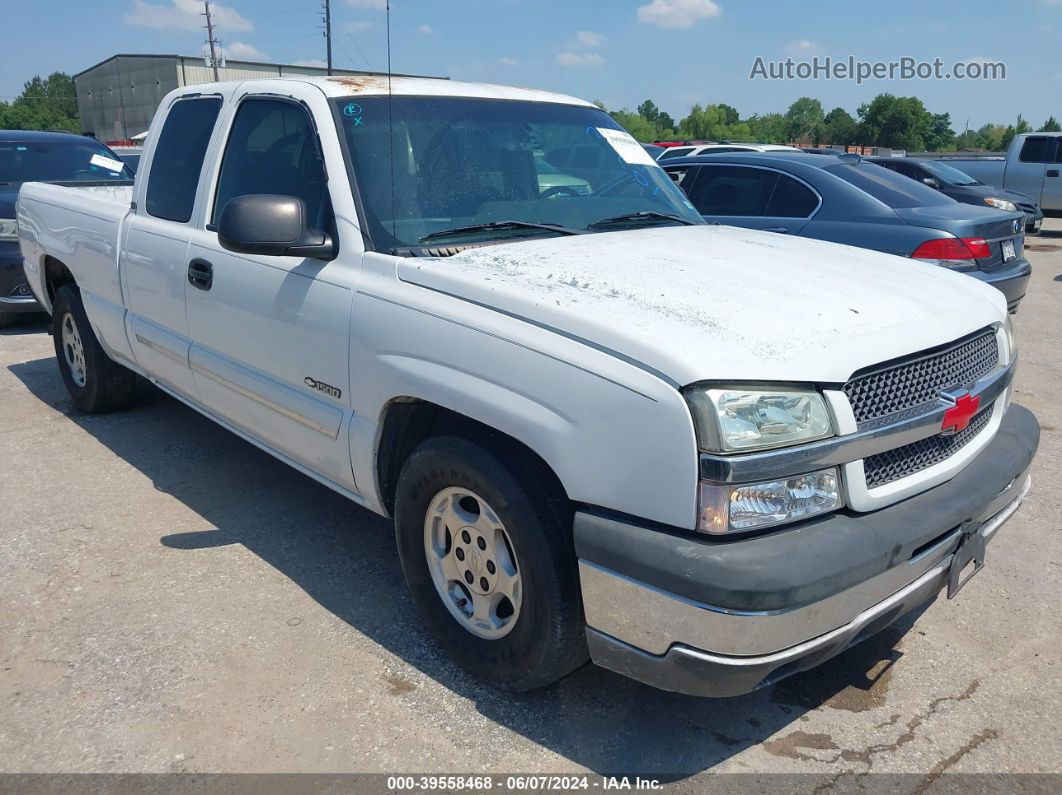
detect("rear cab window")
(824, 162), (952, 208)
(145, 97), (223, 222)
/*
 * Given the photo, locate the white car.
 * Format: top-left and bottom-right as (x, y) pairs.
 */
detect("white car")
(657, 142), (803, 161)
(17, 76), (1039, 697)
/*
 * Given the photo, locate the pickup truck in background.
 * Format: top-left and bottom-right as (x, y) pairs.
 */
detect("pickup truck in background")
(920, 132), (1062, 215)
(17, 76), (1039, 697)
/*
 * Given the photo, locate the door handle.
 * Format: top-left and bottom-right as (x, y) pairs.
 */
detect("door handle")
(1047, 169), (1060, 177)
(765, 226), (790, 234)
(187, 258), (214, 290)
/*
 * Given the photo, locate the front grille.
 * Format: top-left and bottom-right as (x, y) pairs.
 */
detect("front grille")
(863, 407), (993, 488)
(844, 329), (998, 426)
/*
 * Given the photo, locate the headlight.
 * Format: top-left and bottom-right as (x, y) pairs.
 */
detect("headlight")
(0, 218), (17, 241)
(984, 197), (1018, 213)
(697, 468), (843, 534)
(686, 386), (834, 453)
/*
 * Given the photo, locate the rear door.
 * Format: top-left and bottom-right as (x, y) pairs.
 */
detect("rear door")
(121, 95), (223, 397)
(184, 87), (357, 489)
(1043, 138), (1062, 212)
(681, 164), (818, 234)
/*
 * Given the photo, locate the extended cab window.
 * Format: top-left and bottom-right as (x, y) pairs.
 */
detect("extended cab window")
(1018, 137), (1054, 163)
(213, 98), (330, 229)
(686, 166), (778, 216)
(145, 97), (222, 222)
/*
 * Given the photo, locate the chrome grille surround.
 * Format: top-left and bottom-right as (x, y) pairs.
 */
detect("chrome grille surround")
(844, 329), (999, 426)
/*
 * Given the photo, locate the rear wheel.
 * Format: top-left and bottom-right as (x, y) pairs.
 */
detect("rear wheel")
(52, 285), (136, 412)
(394, 434), (587, 691)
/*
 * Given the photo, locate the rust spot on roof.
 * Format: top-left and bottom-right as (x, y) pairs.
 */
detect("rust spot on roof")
(327, 75), (390, 92)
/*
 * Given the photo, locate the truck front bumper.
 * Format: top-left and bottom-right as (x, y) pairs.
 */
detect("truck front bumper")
(576, 404), (1039, 697)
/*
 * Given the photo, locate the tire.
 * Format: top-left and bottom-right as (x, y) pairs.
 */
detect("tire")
(0, 312), (18, 329)
(52, 285), (136, 412)
(394, 433), (588, 691)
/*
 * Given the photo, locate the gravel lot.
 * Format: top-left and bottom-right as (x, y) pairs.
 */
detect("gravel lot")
(1, 221), (1060, 784)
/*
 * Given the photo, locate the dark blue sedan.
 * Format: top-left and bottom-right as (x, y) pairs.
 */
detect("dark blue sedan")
(662, 153), (1031, 312)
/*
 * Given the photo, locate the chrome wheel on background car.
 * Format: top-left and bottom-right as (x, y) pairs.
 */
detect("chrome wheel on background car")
(423, 486), (522, 640)
(60, 311), (87, 387)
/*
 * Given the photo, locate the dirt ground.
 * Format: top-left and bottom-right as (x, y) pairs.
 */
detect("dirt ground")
(1, 222), (1060, 785)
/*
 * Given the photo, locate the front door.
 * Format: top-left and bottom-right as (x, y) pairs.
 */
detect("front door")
(682, 164), (817, 235)
(184, 92), (356, 489)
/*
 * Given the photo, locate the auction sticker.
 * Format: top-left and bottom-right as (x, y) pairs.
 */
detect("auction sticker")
(90, 153), (125, 173)
(596, 128), (657, 166)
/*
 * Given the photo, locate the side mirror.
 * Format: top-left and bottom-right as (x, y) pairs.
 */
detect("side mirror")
(922, 177), (941, 189)
(217, 194), (336, 260)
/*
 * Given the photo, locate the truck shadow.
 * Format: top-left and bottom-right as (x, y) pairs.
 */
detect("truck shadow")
(9, 355), (920, 779)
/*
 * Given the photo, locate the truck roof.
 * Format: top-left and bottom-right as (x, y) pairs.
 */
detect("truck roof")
(190, 75), (595, 108)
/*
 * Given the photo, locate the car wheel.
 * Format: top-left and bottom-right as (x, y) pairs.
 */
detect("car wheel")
(52, 285), (137, 412)
(394, 434), (588, 691)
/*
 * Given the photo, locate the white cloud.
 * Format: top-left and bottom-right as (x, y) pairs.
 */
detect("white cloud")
(556, 52), (605, 67)
(576, 30), (607, 47)
(499, 57), (519, 66)
(417, 24), (432, 34)
(346, 0), (386, 9)
(292, 58), (328, 68)
(224, 41), (267, 60)
(784, 39), (821, 56)
(637, 0), (722, 29)
(125, 0), (253, 32)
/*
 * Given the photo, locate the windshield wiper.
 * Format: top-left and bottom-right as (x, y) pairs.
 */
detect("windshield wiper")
(587, 211), (699, 230)
(420, 220), (585, 243)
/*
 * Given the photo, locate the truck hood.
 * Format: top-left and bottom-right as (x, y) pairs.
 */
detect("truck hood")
(397, 225), (1006, 386)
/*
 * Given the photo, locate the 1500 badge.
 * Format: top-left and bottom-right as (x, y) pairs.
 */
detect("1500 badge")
(304, 377), (342, 399)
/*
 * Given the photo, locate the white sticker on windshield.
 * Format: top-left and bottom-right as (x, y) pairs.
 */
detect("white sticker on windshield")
(90, 153), (125, 173)
(596, 128), (658, 166)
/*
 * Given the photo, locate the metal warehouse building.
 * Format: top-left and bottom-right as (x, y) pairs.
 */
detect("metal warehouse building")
(74, 53), (404, 139)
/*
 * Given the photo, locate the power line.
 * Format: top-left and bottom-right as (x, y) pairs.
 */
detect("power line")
(346, 32), (373, 71)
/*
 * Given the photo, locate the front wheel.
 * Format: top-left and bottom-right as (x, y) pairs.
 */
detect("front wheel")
(52, 285), (137, 412)
(394, 434), (587, 691)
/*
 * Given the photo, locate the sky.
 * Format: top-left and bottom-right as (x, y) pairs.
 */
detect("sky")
(2, 0), (1060, 131)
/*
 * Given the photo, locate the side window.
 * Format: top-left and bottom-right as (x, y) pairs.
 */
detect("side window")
(766, 174), (819, 217)
(665, 166), (693, 186)
(213, 98), (331, 229)
(686, 166), (778, 216)
(145, 97), (222, 222)
(1018, 137), (1052, 163)
(659, 147), (694, 160)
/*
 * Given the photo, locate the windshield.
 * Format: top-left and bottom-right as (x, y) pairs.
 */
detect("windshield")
(0, 138), (133, 184)
(333, 96), (702, 250)
(919, 159), (980, 186)
(825, 161), (953, 208)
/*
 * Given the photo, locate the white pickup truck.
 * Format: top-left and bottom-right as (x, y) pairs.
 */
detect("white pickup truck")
(17, 76), (1039, 696)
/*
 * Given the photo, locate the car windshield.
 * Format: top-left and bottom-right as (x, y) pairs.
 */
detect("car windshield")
(919, 159), (981, 186)
(334, 96), (702, 250)
(825, 161), (953, 208)
(0, 139), (133, 183)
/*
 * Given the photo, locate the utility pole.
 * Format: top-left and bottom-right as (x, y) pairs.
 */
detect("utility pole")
(323, 0), (333, 75)
(203, 0), (220, 81)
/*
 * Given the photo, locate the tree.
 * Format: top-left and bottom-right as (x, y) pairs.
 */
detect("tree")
(823, 107), (859, 145)
(0, 72), (79, 132)
(717, 103), (739, 126)
(784, 97), (825, 144)
(746, 113), (788, 144)
(924, 112), (955, 152)
(974, 123), (1007, 151)
(609, 109), (659, 142)
(1000, 115), (1033, 151)
(1040, 116), (1062, 132)
(856, 93), (933, 150)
